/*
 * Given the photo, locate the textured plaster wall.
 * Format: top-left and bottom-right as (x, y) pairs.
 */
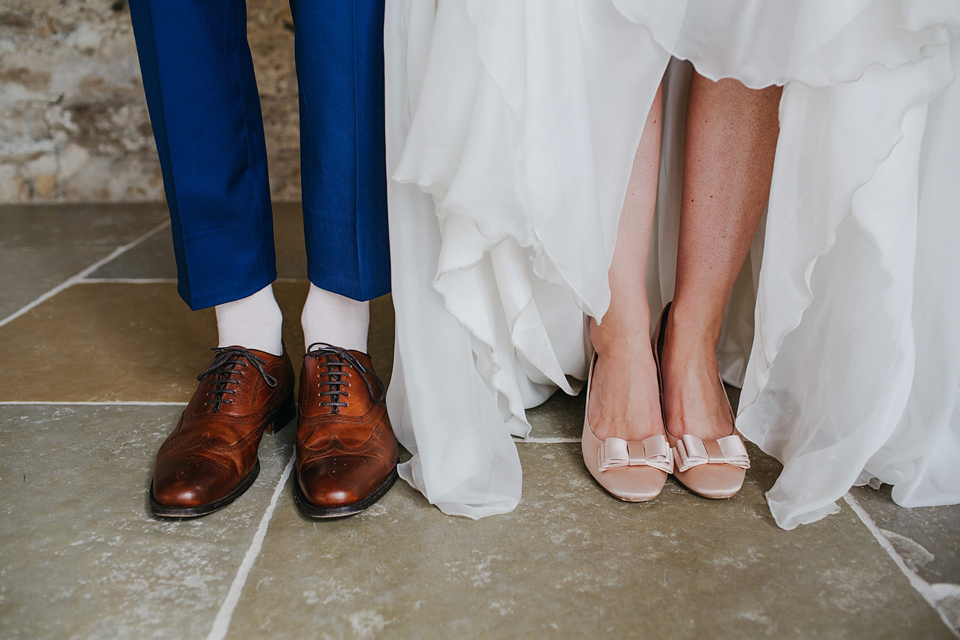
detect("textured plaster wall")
(0, 0), (301, 203)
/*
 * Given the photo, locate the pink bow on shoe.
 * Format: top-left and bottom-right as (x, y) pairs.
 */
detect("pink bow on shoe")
(598, 435), (674, 473)
(674, 434), (750, 473)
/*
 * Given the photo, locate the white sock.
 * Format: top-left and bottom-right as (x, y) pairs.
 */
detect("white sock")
(301, 284), (370, 353)
(215, 284), (284, 356)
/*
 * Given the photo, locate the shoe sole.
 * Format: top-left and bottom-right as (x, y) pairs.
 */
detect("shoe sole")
(293, 465), (399, 519)
(149, 395), (297, 519)
(678, 483), (743, 500)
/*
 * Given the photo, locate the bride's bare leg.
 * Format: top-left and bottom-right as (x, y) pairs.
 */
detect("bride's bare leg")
(662, 72), (781, 440)
(589, 86), (664, 441)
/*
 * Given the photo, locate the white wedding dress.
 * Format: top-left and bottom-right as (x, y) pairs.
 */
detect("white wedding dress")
(383, 0), (960, 528)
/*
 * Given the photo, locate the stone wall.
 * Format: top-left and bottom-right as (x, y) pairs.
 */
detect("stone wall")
(0, 0), (301, 203)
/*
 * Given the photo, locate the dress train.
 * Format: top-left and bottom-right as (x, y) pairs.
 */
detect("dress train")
(384, 0), (960, 527)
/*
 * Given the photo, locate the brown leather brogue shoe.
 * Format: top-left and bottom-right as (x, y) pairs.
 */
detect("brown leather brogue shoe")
(294, 343), (399, 518)
(150, 346), (296, 518)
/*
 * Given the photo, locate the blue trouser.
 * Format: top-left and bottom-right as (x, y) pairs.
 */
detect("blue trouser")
(129, 0), (390, 310)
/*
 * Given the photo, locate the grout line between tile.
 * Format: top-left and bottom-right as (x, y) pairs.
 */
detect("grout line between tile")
(0, 220), (171, 329)
(843, 493), (960, 637)
(0, 401), (187, 406)
(207, 453), (295, 640)
(80, 278), (178, 284)
(515, 437), (581, 443)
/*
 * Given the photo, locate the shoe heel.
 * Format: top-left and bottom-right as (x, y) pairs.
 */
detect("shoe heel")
(267, 395), (297, 434)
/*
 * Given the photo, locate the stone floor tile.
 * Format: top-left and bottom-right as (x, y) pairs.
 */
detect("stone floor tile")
(525, 389), (584, 439)
(89, 203), (308, 281)
(270, 203), (311, 281)
(850, 484), (960, 630)
(0, 203), (168, 319)
(86, 230), (177, 280)
(224, 443), (951, 640)
(2, 203), (955, 640)
(368, 295), (396, 388)
(0, 282), (301, 402)
(0, 282), (394, 403)
(849, 486), (960, 585)
(0, 404), (296, 640)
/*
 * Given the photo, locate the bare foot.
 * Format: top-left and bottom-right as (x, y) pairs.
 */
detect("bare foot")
(587, 317), (665, 442)
(660, 312), (735, 441)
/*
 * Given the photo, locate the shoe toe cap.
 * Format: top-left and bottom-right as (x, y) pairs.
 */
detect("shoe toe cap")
(152, 457), (230, 508)
(298, 456), (390, 508)
(675, 464), (746, 499)
(588, 465), (668, 502)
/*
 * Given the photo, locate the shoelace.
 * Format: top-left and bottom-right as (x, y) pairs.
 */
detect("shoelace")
(198, 347), (278, 412)
(305, 342), (384, 410)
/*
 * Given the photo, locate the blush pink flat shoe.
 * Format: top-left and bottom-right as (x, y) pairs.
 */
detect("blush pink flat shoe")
(653, 302), (750, 500)
(581, 353), (673, 502)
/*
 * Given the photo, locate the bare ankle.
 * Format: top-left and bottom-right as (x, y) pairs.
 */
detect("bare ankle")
(590, 314), (651, 356)
(665, 300), (723, 350)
